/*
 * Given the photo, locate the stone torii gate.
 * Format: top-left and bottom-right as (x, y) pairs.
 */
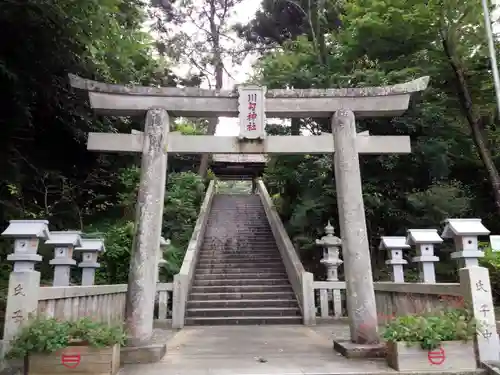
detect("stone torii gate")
(69, 74), (429, 349)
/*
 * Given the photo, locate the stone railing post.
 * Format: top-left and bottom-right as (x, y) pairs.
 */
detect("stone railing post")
(45, 231), (82, 286)
(75, 238), (105, 286)
(379, 236), (410, 282)
(459, 266), (500, 362)
(441, 218), (489, 268)
(157, 237), (169, 284)
(315, 222), (343, 318)
(406, 229), (442, 283)
(1, 220), (49, 345)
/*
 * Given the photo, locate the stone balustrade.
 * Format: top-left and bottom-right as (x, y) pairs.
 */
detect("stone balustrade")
(313, 280), (462, 322)
(312, 218), (497, 326)
(0, 219), (174, 345)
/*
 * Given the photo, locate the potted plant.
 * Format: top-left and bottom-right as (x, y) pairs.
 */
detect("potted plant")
(382, 308), (478, 371)
(6, 316), (126, 375)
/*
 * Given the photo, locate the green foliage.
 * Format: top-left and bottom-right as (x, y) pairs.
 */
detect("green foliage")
(94, 221), (135, 285)
(88, 169), (206, 284)
(382, 309), (477, 350)
(249, 0), (500, 281)
(6, 317), (125, 359)
(480, 244), (500, 304)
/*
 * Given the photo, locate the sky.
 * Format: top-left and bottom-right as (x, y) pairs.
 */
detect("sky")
(168, 0), (261, 136)
(216, 0), (261, 136)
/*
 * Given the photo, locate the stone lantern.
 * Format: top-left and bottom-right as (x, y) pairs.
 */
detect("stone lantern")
(406, 229), (442, 284)
(316, 221), (343, 317)
(490, 235), (500, 252)
(379, 236), (410, 282)
(1, 220), (49, 272)
(1, 220), (50, 343)
(45, 231), (82, 286)
(441, 218), (489, 268)
(75, 238), (105, 285)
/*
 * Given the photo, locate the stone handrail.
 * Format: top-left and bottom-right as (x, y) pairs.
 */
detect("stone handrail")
(312, 280), (463, 323)
(172, 180), (216, 328)
(373, 281), (461, 323)
(36, 283), (172, 323)
(256, 179), (315, 325)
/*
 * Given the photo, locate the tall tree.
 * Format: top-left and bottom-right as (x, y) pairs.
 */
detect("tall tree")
(152, 0), (245, 177)
(341, 0), (500, 214)
(244, 0), (500, 281)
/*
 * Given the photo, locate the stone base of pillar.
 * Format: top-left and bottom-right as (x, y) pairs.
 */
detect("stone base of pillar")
(333, 340), (386, 359)
(120, 343), (167, 365)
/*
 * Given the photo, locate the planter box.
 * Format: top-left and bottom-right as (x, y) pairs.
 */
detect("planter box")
(27, 344), (120, 375)
(386, 341), (476, 371)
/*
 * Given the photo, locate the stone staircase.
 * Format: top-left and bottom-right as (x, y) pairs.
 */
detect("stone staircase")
(185, 193), (302, 325)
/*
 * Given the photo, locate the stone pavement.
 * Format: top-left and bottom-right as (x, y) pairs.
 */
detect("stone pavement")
(118, 324), (484, 375)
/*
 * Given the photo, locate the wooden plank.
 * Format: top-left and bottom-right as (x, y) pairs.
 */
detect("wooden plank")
(29, 344), (120, 374)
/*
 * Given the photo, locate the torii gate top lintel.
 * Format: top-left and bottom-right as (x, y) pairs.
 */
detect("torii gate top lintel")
(68, 74), (429, 119)
(70, 73), (430, 156)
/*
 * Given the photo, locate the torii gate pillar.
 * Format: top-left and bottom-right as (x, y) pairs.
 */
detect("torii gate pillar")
(333, 110), (378, 344)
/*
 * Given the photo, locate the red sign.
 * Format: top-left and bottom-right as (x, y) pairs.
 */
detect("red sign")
(61, 348), (81, 369)
(428, 346), (445, 365)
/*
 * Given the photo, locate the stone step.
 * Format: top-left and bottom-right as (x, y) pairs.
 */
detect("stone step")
(202, 234), (274, 238)
(193, 278), (289, 287)
(198, 262), (282, 268)
(204, 225), (271, 228)
(196, 267), (286, 275)
(191, 285), (293, 294)
(186, 299), (298, 309)
(196, 267), (286, 273)
(199, 247), (278, 252)
(209, 210), (266, 212)
(189, 291), (296, 301)
(197, 257), (282, 264)
(201, 244), (280, 249)
(195, 272), (287, 280)
(186, 306), (301, 318)
(196, 262), (285, 270)
(200, 243), (276, 248)
(199, 253), (279, 258)
(203, 235), (275, 239)
(185, 316), (302, 325)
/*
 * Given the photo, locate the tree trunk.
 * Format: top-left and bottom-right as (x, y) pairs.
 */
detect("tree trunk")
(198, 0), (224, 178)
(442, 35), (500, 214)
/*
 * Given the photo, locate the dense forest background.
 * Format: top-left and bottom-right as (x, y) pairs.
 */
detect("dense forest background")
(2, 0), (500, 308)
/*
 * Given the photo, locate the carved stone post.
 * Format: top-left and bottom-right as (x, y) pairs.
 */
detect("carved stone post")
(379, 237), (410, 282)
(1, 220), (49, 345)
(460, 266), (500, 362)
(45, 231), (82, 287)
(332, 109), (378, 344)
(316, 222), (343, 318)
(125, 108), (169, 347)
(406, 229), (442, 283)
(441, 218), (489, 268)
(75, 238), (105, 286)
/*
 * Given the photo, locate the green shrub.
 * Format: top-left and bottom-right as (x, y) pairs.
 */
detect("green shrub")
(7, 316), (126, 359)
(86, 169), (206, 284)
(382, 308), (477, 350)
(480, 243), (500, 304)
